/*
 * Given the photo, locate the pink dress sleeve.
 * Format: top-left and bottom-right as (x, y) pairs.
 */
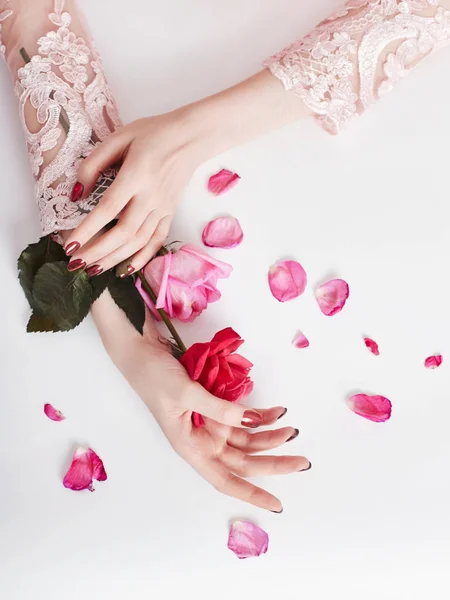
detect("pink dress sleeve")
(264, 1), (450, 134)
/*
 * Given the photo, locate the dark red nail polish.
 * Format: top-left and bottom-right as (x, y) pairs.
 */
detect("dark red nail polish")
(71, 182), (84, 202)
(270, 507), (283, 514)
(287, 428), (299, 442)
(299, 462), (312, 472)
(120, 265), (135, 279)
(67, 259), (86, 272)
(277, 407), (288, 420)
(241, 410), (263, 429)
(65, 241), (80, 256)
(86, 265), (103, 277)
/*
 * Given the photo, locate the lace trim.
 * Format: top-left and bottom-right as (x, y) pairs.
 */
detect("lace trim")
(264, 0), (450, 134)
(3, 0), (121, 234)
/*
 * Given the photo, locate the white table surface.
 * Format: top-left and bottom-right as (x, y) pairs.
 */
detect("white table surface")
(1, 1), (450, 598)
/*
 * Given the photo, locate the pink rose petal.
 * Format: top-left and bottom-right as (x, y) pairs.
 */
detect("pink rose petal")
(63, 447), (107, 492)
(268, 260), (307, 302)
(315, 279), (349, 316)
(208, 169), (240, 196)
(293, 331), (309, 349)
(202, 216), (244, 249)
(424, 354), (443, 369)
(43, 403), (66, 422)
(347, 394), (392, 423)
(364, 337), (379, 356)
(228, 521), (269, 559)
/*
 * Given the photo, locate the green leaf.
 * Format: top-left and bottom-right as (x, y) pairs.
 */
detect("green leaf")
(90, 271), (111, 303)
(32, 262), (92, 331)
(27, 313), (62, 333)
(17, 235), (67, 308)
(108, 275), (145, 335)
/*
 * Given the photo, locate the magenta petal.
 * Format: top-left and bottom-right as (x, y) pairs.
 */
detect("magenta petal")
(63, 447), (107, 492)
(43, 403), (66, 421)
(268, 260), (307, 302)
(315, 279), (349, 316)
(192, 412), (205, 428)
(424, 354), (443, 369)
(228, 521), (269, 559)
(347, 394), (392, 423)
(293, 331), (309, 349)
(208, 169), (241, 196)
(202, 216), (244, 249)
(364, 337), (380, 356)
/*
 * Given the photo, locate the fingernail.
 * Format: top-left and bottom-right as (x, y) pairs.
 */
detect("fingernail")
(86, 264), (103, 277)
(71, 182), (84, 202)
(119, 265), (135, 279)
(270, 507), (283, 514)
(299, 461), (312, 472)
(277, 407), (288, 420)
(287, 428), (299, 442)
(65, 241), (80, 256)
(67, 259), (86, 272)
(241, 410), (263, 428)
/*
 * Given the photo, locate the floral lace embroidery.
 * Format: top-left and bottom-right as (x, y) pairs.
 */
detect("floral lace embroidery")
(4, 0), (121, 234)
(0, 2), (12, 59)
(264, 0), (450, 134)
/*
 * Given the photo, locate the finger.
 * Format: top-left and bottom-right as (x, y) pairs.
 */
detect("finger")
(73, 129), (136, 199)
(195, 458), (282, 512)
(127, 215), (172, 273)
(257, 406), (288, 426)
(221, 446), (311, 477)
(227, 427), (299, 454)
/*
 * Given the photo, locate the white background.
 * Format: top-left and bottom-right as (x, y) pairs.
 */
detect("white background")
(1, 1), (450, 598)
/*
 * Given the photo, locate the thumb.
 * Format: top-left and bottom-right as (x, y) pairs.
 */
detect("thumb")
(185, 384), (263, 429)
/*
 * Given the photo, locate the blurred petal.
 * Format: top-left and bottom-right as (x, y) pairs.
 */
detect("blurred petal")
(63, 447), (107, 492)
(425, 354), (443, 369)
(208, 169), (241, 196)
(347, 394), (392, 423)
(316, 279), (349, 316)
(43, 403), (66, 422)
(364, 337), (379, 356)
(228, 521), (269, 559)
(269, 260), (307, 302)
(202, 216), (244, 249)
(293, 331), (309, 349)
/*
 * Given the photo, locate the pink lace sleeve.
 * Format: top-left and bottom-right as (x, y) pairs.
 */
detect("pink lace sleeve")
(0, 0), (121, 235)
(264, 1), (450, 134)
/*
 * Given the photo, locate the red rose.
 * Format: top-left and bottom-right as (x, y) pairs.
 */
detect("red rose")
(180, 328), (254, 427)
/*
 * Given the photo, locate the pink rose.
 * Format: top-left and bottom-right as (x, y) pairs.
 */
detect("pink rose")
(137, 245), (232, 322)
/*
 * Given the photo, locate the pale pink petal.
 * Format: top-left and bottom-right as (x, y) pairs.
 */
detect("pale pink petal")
(155, 251), (173, 310)
(424, 354), (443, 369)
(43, 403), (66, 422)
(364, 337), (379, 356)
(268, 260), (307, 302)
(228, 521), (269, 559)
(316, 279), (349, 316)
(347, 394), (392, 423)
(293, 331), (309, 349)
(202, 216), (244, 249)
(208, 169), (240, 196)
(63, 447), (107, 492)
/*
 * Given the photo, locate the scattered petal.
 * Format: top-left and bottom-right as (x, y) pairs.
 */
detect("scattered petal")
(208, 169), (241, 196)
(43, 403), (66, 422)
(316, 279), (349, 316)
(63, 447), (107, 492)
(347, 394), (392, 423)
(424, 354), (443, 369)
(202, 216), (244, 249)
(268, 260), (307, 302)
(293, 331), (309, 349)
(364, 337), (379, 356)
(228, 521), (269, 559)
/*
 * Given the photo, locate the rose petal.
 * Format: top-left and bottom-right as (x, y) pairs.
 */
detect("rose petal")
(347, 394), (392, 423)
(63, 447), (107, 492)
(316, 279), (349, 316)
(364, 337), (379, 356)
(207, 169), (240, 196)
(43, 403), (66, 422)
(228, 521), (269, 559)
(202, 216), (244, 249)
(424, 354), (443, 369)
(268, 260), (307, 302)
(293, 331), (309, 349)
